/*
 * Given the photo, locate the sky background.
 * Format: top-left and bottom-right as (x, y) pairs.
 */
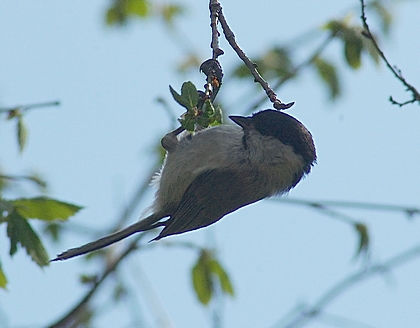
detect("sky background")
(1, 0), (420, 327)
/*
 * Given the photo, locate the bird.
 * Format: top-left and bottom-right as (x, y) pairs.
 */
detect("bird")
(53, 109), (316, 261)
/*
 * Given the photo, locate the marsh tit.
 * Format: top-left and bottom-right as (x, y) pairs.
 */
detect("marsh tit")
(54, 109), (316, 261)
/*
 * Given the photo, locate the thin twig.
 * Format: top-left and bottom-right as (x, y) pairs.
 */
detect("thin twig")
(244, 33), (336, 114)
(48, 164), (160, 324)
(48, 234), (145, 328)
(0, 100), (60, 113)
(314, 311), (378, 328)
(210, 1), (293, 110)
(280, 244), (420, 328)
(360, 0), (420, 107)
(273, 198), (420, 218)
(209, 0), (224, 59)
(48, 236), (205, 327)
(0, 174), (47, 189)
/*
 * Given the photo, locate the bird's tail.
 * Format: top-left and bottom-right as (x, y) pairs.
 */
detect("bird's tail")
(52, 214), (162, 261)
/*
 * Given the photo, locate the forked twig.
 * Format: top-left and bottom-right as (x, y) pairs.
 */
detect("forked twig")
(209, 0), (293, 110)
(360, 0), (420, 106)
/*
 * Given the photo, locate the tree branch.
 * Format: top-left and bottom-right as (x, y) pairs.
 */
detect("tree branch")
(209, 0), (293, 110)
(245, 33), (336, 114)
(279, 244), (420, 328)
(209, 0), (224, 59)
(48, 234), (146, 328)
(0, 100), (60, 113)
(273, 198), (420, 218)
(360, 0), (420, 106)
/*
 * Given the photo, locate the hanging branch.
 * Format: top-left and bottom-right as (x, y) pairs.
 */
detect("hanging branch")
(209, 0), (224, 60)
(245, 33), (336, 113)
(197, 0), (225, 103)
(360, 0), (420, 107)
(209, 0), (293, 110)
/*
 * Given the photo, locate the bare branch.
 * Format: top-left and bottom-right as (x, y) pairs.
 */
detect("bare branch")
(48, 234), (145, 328)
(0, 101), (60, 113)
(279, 244), (420, 328)
(274, 198), (420, 218)
(360, 0), (420, 106)
(209, 0), (293, 110)
(245, 33), (336, 114)
(209, 0), (224, 59)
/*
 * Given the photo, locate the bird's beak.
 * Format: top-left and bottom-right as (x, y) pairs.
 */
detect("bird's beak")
(229, 115), (250, 128)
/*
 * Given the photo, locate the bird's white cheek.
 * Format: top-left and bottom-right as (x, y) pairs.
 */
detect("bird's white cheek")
(246, 133), (307, 195)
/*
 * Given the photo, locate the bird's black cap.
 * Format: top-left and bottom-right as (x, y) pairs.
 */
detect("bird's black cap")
(230, 110), (316, 173)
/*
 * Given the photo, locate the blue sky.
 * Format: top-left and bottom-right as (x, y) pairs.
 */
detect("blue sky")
(1, 1), (420, 327)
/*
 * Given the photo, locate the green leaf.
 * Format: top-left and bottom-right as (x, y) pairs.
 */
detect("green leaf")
(11, 196), (83, 222)
(313, 57), (340, 100)
(362, 34), (380, 65)
(169, 85), (188, 110)
(106, 8), (120, 25)
(260, 47), (293, 79)
(192, 250), (213, 305)
(323, 19), (346, 35)
(232, 47), (293, 81)
(170, 81), (221, 132)
(209, 258), (234, 296)
(179, 116), (196, 132)
(370, 0), (392, 35)
(354, 222), (370, 257)
(43, 222), (62, 242)
(324, 19), (365, 69)
(0, 199), (14, 219)
(191, 250), (234, 305)
(17, 116), (28, 153)
(7, 211), (49, 266)
(200, 100), (223, 127)
(211, 104), (223, 127)
(181, 81), (199, 110)
(125, 0), (149, 18)
(105, 0), (150, 26)
(0, 261), (7, 289)
(169, 81), (198, 111)
(344, 30), (363, 69)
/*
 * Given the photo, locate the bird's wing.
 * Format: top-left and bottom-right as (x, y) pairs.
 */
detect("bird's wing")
(154, 168), (263, 240)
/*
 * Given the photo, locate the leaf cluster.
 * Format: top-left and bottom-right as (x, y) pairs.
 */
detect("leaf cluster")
(324, 19), (380, 69)
(1, 100), (77, 289)
(191, 249), (234, 305)
(0, 197), (82, 288)
(231, 2), (392, 102)
(170, 81), (223, 132)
